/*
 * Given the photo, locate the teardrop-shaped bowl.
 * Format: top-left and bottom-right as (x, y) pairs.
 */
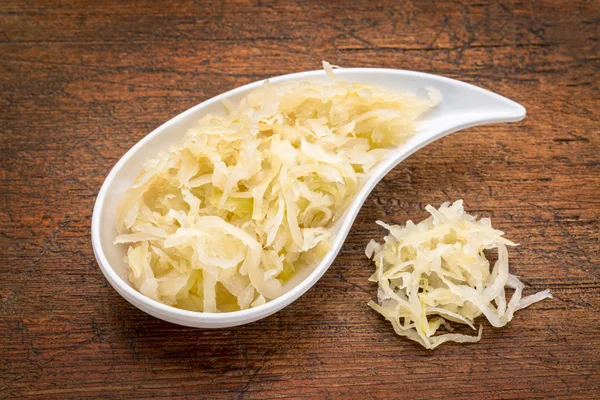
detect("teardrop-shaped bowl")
(91, 68), (525, 328)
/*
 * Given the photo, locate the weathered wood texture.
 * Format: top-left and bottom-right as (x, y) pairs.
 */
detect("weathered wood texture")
(1, 0), (599, 398)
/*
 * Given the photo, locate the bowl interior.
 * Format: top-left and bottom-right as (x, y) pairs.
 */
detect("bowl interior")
(96, 69), (441, 289)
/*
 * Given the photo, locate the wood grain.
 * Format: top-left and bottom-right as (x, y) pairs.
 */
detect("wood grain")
(1, 0), (598, 398)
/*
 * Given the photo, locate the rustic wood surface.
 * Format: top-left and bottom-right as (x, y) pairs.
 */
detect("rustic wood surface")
(1, 0), (599, 398)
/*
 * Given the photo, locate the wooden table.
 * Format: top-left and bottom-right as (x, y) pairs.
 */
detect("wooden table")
(1, 1), (598, 398)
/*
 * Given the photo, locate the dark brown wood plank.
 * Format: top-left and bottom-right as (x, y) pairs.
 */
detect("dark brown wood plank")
(1, 0), (598, 398)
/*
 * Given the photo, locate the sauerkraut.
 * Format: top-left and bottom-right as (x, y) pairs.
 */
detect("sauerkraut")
(366, 200), (552, 349)
(115, 62), (439, 313)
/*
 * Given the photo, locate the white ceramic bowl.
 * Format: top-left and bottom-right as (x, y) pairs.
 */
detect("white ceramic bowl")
(91, 68), (525, 328)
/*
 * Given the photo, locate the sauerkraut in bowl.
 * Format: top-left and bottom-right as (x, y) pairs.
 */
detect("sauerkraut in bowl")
(113, 63), (440, 314)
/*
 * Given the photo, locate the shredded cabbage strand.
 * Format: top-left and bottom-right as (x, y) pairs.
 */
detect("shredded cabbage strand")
(366, 200), (552, 349)
(115, 62), (438, 313)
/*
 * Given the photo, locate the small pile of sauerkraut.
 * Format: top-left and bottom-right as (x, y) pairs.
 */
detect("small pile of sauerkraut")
(366, 200), (552, 349)
(115, 62), (439, 313)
